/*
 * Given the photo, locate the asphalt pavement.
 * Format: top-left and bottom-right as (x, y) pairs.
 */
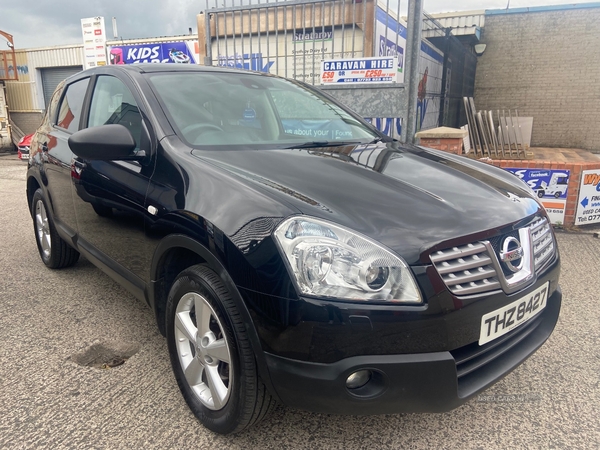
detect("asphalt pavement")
(1, 153), (599, 449)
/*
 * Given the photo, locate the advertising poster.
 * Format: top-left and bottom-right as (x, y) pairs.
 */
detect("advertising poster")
(374, 7), (407, 81)
(374, 6), (443, 131)
(217, 52), (274, 72)
(81, 17), (108, 69)
(320, 56), (398, 84)
(575, 169), (600, 225)
(506, 168), (570, 224)
(364, 117), (402, 139)
(107, 41), (199, 64)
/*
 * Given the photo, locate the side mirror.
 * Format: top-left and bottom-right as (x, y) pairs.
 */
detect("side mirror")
(68, 124), (138, 160)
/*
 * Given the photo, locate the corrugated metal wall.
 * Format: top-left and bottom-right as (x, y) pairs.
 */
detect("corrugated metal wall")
(41, 66), (82, 106)
(5, 82), (34, 111)
(430, 11), (485, 34)
(26, 45), (84, 69)
(5, 45), (84, 112)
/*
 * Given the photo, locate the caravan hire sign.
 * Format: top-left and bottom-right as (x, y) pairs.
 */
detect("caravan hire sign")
(321, 57), (398, 84)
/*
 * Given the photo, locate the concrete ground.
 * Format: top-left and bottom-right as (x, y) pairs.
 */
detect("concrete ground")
(1, 154), (599, 449)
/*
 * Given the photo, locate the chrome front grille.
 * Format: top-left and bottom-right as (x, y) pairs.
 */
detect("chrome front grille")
(431, 216), (556, 296)
(430, 243), (501, 296)
(530, 217), (554, 271)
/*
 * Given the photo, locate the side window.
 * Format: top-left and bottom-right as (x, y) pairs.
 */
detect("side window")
(88, 76), (142, 149)
(56, 78), (90, 133)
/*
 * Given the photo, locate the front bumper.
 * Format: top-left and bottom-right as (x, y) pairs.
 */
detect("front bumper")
(18, 147), (30, 160)
(265, 286), (561, 415)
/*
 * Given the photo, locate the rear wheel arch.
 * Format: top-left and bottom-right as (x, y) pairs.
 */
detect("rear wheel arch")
(27, 176), (41, 214)
(150, 234), (280, 402)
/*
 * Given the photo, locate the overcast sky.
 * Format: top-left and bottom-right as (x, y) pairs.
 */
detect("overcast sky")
(1, 0), (596, 49)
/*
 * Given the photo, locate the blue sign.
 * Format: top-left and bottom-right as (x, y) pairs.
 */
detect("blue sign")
(364, 117), (402, 139)
(217, 53), (274, 73)
(108, 42), (197, 65)
(506, 168), (570, 199)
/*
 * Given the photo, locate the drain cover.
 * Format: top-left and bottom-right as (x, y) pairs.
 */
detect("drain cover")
(71, 341), (140, 369)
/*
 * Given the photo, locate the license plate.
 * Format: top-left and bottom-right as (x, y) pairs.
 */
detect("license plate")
(479, 282), (549, 345)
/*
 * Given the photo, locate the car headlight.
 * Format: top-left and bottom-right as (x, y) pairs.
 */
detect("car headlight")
(273, 216), (422, 303)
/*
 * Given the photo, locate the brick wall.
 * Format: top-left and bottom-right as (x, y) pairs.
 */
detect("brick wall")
(419, 137), (463, 154)
(474, 6), (600, 151)
(486, 159), (600, 227)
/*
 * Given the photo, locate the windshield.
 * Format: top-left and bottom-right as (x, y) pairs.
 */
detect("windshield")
(147, 71), (380, 147)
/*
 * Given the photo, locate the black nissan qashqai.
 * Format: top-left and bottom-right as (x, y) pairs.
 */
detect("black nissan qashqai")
(26, 65), (561, 435)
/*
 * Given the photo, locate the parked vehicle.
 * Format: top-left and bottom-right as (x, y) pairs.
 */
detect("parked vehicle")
(17, 133), (33, 160)
(26, 65), (561, 435)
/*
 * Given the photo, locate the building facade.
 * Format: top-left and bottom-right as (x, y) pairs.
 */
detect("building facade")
(474, 3), (600, 151)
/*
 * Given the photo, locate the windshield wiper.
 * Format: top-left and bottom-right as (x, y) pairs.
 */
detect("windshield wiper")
(368, 137), (397, 144)
(286, 140), (363, 149)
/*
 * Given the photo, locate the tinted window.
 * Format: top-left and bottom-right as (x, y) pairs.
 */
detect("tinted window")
(88, 76), (142, 149)
(56, 78), (90, 132)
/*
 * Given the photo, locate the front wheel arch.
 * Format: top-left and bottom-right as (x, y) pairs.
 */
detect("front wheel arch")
(150, 234), (280, 403)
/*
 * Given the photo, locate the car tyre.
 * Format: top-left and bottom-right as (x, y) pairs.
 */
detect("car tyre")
(32, 188), (80, 269)
(537, 190), (545, 198)
(554, 192), (561, 198)
(166, 264), (275, 434)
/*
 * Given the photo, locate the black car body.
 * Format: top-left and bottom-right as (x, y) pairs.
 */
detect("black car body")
(26, 65), (561, 434)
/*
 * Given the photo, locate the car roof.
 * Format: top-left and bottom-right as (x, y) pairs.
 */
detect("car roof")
(85, 64), (260, 76)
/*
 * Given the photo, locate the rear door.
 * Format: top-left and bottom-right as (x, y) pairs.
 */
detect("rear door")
(39, 76), (90, 238)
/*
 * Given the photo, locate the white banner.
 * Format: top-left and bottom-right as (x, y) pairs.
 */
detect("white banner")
(81, 17), (108, 69)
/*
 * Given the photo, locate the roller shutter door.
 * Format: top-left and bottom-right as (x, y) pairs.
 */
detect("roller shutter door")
(41, 66), (83, 109)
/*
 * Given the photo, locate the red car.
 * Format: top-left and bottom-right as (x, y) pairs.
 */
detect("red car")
(17, 133), (33, 160)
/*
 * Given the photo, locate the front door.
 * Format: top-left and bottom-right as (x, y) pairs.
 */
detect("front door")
(71, 74), (156, 293)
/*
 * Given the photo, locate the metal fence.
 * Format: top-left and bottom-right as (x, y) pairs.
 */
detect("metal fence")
(198, 0), (404, 85)
(197, 0), (476, 140)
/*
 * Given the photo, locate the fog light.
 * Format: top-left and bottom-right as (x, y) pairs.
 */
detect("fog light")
(346, 369), (371, 389)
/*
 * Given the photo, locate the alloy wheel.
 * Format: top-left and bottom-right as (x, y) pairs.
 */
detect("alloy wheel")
(174, 292), (232, 410)
(35, 200), (51, 260)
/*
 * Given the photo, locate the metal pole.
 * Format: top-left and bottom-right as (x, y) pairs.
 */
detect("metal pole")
(515, 109), (526, 154)
(497, 110), (504, 155)
(330, 0), (335, 59)
(203, 1), (212, 66)
(284, 5), (288, 77)
(488, 110), (498, 157)
(463, 97), (477, 155)
(438, 28), (451, 127)
(401, 0), (424, 144)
